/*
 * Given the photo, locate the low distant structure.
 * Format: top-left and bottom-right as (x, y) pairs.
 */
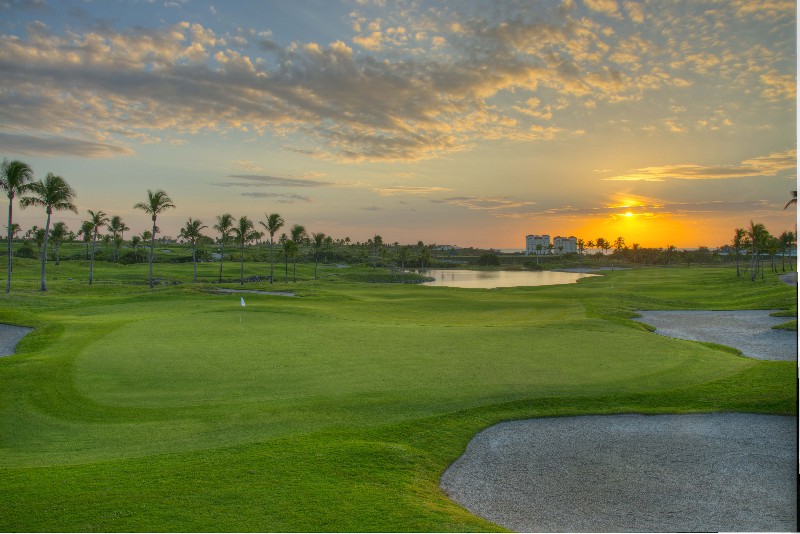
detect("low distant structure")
(525, 234), (577, 255)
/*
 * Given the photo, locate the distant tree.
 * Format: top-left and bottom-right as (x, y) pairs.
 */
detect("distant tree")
(283, 238), (298, 282)
(107, 215), (129, 262)
(289, 224), (307, 277)
(20, 173), (78, 291)
(260, 213), (284, 284)
(86, 210), (109, 285)
(214, 213), (234, 283)
(631, 243), (640, 264)
(746, 221), (768, 281)
(371, 234), (383, 270)
(311, 232), (326, 280)
(778, 230), (795, 272)
(477, 253), (500, 266)
(613, 236), (625, 253)
(231, 216), (261, 285)
(133, 189), (175, 288)
(179, 218), (208, 282)
(130, 235), (142, 263)
(78, 220), (93, 260)
(49, 221), (68, 265)
(1, 159), (34, 292)
(732, 228), (746, 277)
(577, 238), (585, 256)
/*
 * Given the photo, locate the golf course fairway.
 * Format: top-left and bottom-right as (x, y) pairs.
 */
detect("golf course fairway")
(1, 261), (796, 531)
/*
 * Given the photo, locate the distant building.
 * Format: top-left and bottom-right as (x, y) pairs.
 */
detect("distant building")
(525, 234), (550, 255)
(553, 236), (577, 254)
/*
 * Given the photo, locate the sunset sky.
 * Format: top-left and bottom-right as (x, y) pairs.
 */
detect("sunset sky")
(1, 0), (796, 249)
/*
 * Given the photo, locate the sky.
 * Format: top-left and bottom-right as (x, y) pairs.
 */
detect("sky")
(0, 0), (796, 249)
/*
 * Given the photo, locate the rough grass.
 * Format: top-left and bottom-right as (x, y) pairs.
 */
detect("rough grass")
(0, 260), (796, 531)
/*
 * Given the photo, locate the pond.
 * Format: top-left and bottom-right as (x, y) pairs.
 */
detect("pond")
(414, 269), (599, 289)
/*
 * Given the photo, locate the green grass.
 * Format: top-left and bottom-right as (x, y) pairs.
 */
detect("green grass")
(0, 259), (796, 531)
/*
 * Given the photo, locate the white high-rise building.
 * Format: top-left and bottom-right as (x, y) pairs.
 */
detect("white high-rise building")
(525, 234), (550, 255)
(553, 236), (578, 254)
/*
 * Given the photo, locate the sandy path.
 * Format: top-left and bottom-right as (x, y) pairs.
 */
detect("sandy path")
(0, 323), (33, 357)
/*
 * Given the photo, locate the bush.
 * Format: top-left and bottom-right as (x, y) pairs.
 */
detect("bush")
(476, 253), (500, 266)
(15, 242), (36, 259)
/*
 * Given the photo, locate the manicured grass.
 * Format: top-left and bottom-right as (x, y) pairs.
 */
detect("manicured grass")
(0, 260), (796, 531)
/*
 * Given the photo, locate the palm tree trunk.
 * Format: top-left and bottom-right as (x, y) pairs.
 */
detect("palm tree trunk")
(6, 201), (12, 292)
(192, 245), (197, 282)
(90, 233), (96, 285)
(293, 258), (297, 282)
(149, 220), (156, 289)
(40, 210), (51, 292)
(284, 254), (288, 283)
(269, 236), (274, 284)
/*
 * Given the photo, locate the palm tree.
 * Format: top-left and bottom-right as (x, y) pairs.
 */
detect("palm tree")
(107, 215), (129, 262)
(613, 236), (625, 253)
(86, 210), (109, 286)
(283, 239), (298, 282)
(179, 218), (208, 282)
(631, 243), (641, 264)
(133, 190), (175, 288)
(78, 220), (93, 260)
(49, 221), (68, 265)
(1, 158), (34, 292)
(289, 224), (306, 277)
(778, 230), (795, 271)
(784, 190), (797, 210)
(260, 213), (284, 284)
(231, 216), (262, 285)
(577, 238), (585, 256)
(311, 232), (326, 280)
(746, 221), (767, 281)
(732, 228), (746, 277)
(19, 173), (78, 291)
(213, 213), (234, 283)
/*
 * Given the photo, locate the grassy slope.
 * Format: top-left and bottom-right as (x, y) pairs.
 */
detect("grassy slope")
(0, 259), (796, 531)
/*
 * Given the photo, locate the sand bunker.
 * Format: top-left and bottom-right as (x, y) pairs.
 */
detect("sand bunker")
(0, 323), (33, 357)
(633, 309), (797, 360)
(440, 413), (797, 532)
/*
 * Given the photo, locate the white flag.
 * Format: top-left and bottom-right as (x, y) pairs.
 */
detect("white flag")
(240, 297), (246, 307)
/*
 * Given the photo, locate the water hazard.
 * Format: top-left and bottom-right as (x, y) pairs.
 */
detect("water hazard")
(414, 269), (598, 289)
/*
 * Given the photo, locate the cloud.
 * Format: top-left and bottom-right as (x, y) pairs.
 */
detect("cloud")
(583, 0), (621, 17)
(374, 185), (453, 196)
(240, 192), (311, 203)
(223, 175), (333, 187)
(0, 132), (134, 158)
(604, 149), (796, 181)
(232, 159), (263, 171)
(0, 3), (794, 162)
(434, 196), (536, 212)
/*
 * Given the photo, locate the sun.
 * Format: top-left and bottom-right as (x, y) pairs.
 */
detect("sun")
(624, 211), (633, 218)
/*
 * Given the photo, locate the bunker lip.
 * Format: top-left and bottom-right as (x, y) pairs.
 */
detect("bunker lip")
(632, 309), (797, 360)
(0, 323), (34, 357)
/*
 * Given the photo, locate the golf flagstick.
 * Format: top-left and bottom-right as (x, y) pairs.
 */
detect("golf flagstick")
(240, 296), (245, 324)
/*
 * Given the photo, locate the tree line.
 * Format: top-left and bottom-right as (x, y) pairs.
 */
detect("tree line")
(1, 158), (439, 291)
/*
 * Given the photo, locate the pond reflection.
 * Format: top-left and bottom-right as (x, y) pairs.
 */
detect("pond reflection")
(415, 269), (598, 289)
